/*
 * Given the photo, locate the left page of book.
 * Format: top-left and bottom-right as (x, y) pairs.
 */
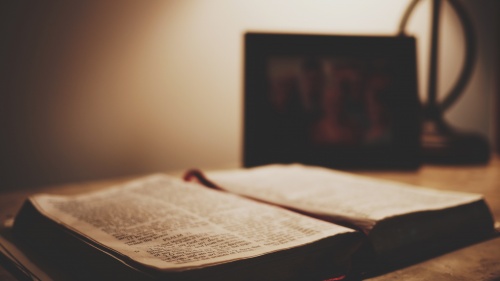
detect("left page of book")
(26, 175), (356, 272)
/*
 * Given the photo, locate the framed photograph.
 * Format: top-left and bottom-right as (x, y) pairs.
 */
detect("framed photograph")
(244, 33), (421, 169)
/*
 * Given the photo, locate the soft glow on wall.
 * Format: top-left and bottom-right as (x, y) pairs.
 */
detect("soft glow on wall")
(1, 0), (497, 188)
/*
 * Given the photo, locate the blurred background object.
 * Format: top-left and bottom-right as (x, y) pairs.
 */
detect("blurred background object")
(243, 34), (421, 169)
(399, 0), (490, 164)
(0, 0), (498, 190)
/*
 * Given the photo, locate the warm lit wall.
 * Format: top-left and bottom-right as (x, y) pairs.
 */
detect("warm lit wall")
(0, 0), (498, 188)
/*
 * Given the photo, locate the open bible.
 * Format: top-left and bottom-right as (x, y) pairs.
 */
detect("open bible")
(9, 174), (362, 281)
(4, 164), (496, 280)
(186, 164), (495, 272)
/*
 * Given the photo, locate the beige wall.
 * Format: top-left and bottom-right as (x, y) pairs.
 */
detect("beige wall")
(1, 0), (498, 188)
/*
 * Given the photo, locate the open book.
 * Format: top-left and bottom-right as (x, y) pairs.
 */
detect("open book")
(185, 164), (495, 271)
(5, 164), (496, 280)
(9, 174), (362, 281)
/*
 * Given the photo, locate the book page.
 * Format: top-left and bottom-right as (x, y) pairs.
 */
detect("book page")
(30, 175), (354, 272)
(206, 165), (483, 222)
(0, 232), (53, 281)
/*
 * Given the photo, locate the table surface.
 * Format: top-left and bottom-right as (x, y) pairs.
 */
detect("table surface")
(1, 158), (499, 280)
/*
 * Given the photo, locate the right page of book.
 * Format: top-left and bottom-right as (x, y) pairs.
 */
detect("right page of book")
(206, 164), (483, 222)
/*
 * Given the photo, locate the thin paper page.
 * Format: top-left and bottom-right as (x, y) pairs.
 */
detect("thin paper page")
(0, 233), (53, 281)
(207, 165), (482, 221)
(30, 175), (353, 271)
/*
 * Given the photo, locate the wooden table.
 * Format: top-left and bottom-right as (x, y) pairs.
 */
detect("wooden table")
(1, 158), (499, 280)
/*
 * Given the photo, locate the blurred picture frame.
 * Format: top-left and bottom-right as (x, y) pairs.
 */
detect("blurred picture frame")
(243, 33), (421, 169)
